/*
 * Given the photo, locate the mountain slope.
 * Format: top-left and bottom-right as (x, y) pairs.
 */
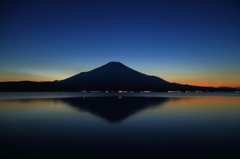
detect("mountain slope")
(60, 62), (168, 83)
(58, 62), (171, 90)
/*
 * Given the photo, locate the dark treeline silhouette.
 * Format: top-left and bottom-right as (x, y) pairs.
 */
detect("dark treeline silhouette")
(0, 62), (236, 92)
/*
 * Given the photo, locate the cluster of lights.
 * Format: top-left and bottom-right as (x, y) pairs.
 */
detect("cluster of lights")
(167, 91), (205, 93)
(118, 91), (134, 93)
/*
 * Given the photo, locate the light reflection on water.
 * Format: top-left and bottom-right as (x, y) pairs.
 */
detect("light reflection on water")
(0, 93), (240, 158)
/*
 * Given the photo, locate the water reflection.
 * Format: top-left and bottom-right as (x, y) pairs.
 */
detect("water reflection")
(0, 95), (240, 159)
(61, 97), (170, 123)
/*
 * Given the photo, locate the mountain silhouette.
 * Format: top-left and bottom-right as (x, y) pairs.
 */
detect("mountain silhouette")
(0, 61), (236, 91)
(57, 61), (171, 90)
(61, 62), (168, 84)
(61, 97), (169, 123)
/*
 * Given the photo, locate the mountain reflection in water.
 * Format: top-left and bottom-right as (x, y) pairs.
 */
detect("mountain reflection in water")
(61, 97), (169, 123)
(1, 94), (240, 159)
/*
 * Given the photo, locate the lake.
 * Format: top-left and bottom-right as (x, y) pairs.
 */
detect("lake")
(0, 92), (240, 159)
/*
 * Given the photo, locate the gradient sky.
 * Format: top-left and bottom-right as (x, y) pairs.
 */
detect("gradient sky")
(1, 0), (240, 87)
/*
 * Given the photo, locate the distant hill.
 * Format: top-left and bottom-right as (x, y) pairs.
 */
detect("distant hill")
(0, 62), (236, 92)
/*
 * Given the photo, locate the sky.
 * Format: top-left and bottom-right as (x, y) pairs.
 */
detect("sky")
(0, 0), (240, 87)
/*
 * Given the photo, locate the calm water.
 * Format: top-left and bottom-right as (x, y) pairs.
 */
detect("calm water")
(0, 92), (240, 159)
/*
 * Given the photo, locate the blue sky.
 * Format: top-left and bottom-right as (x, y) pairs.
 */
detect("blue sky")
(0, 0), (240, 87)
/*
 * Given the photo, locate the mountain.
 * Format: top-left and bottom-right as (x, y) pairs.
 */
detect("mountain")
(61, 61), (168, 84)
(0, 61), (236, 92)
(57, 62), (171, 90)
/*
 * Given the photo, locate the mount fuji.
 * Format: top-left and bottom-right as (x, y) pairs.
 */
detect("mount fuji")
(0, 62), (234, 92)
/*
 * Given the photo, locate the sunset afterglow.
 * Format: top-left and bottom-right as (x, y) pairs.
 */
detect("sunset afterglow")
(0, 0), (239, 88)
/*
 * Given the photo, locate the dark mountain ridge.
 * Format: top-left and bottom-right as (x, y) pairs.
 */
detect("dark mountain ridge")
(0, 62), (236, 92)
(58, 62), (170, 89)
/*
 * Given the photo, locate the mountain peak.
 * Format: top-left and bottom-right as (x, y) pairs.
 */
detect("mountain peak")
(92, 61), (133, 74)
(105, 61), (125, 66)
(107, 61), (122, 64)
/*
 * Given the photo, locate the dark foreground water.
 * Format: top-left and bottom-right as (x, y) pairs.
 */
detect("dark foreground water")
(0, 92), (240, 159)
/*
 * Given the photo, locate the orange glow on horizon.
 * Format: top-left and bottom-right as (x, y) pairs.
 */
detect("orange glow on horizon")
(171, 81), (240, 88)
(0, 77), (57, 83)
(0, 74), (239, 88)
(166, 78), (240, 88)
